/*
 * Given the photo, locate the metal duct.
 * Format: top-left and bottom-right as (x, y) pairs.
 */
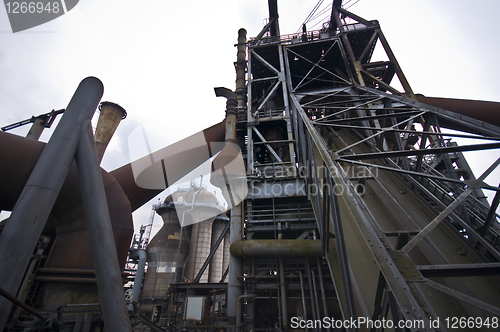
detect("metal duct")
(0, 119), (227, 270)
(0, 77), (104, 328)
(416, 94), (500, 128)
(110, 120), (226, 212)
(0, 131), (132, 268)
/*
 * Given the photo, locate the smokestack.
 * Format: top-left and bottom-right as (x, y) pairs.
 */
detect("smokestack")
(94, 101), (127, 163)
(26, 115), (49, 140)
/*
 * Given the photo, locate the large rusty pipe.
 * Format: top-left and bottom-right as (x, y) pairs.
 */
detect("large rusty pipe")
(0, 77), (104, 329)
(0, 107), (226, 318)
(0, 120), (227, 271)
(110, 120), (226, 211)
(0, 119), (226, 214)
(230, 239), (323, 257)
(416, 95), (500, 128)
(40, 161), (134, 270)
(94, 101), (127, 163)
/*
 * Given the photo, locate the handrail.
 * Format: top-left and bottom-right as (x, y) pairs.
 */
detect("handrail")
(248, 20), (379, 47)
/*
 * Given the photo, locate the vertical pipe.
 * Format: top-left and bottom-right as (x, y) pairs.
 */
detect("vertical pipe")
(236, 294), (254, 330)
(235, 29), (247, 110)
(297, 271), (308, 326)
(305, 259), (318, 330)
(279, 257), (288, 330)
(0, 77), (103, 330)
(228, 206), (243, 329)
(268, 0), (280, 37)
(311, 270), (321, 325)
(227, 28), (247, 331)
(276, 269), (283, 330)
(77, 120), (132, 332)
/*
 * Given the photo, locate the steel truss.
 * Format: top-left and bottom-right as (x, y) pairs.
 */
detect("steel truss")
(136, 4), (500, 332)
(235, 4), (500, 332)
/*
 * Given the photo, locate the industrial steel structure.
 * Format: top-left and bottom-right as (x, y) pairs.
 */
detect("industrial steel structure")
(1, 1), (500, 331)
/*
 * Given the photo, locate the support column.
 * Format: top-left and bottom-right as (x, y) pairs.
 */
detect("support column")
(77, 121), (132, 332)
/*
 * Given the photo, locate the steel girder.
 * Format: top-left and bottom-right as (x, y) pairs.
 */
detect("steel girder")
(279, 26), (500, 330)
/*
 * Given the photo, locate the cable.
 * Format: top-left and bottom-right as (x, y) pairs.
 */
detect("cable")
(296, 0), (325, 33)
(309, 3), (332, 23)
(345, 0), (360, 10)
(297, 0), (363, 34)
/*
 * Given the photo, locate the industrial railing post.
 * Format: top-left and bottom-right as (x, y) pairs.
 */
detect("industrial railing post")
(0, 77), (104, 330)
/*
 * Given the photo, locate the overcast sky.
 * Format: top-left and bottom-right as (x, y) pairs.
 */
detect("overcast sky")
(1, 0), (499, 237)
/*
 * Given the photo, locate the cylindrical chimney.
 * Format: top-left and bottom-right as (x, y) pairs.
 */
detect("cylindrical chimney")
(26, 115), (49, 140)
(94, 101), (127, 163)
